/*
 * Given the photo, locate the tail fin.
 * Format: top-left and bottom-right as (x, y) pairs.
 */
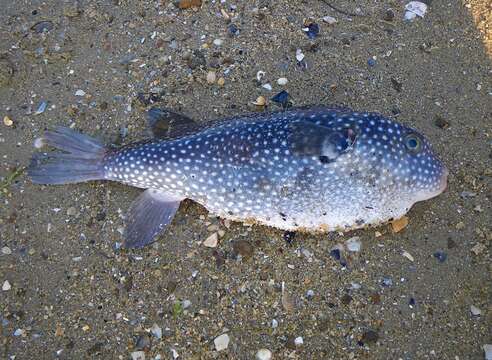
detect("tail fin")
(28, 127), (107, 185)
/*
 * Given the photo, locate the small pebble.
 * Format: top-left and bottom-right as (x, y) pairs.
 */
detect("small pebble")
(471, 243), (486, 255)
(131, 351), (146, 360)
(383, 8), (395, 21)
(303, 23), (319, 39)
(135, 334), (151, 350)
(203, 233), (218, 248)
(391, 216), (409, 233)
(150, 323), (162, 339)
(351, 282), (361, 290)
(306, 289), (315, 299)
(277, 77), (288, 85)
(214, 333), (230, 351)
(271, 90), (290, 107)
(271, 319), (278, 328)
(294, 336), (304, 347)
(381, 276), (393, 287)
(261, 83), (272, 91)
(3, 116), (13, 126)
(2, 280), (11, 291)
(341, 294), (352, 305)
(434, 115), (450, 129)
(329, 248), (341, 260)
(213, 38), (223, 46)
(1, 246), (12, 255)
(13, 328), (24, 337)
(322, 15), (337, 24)
(217, 77), (225, 86)
(34, 101), (47, 115)
(75, 89), (86, 96)
(256, 349), (272, 360)
(227, 24), (239, 36)
(295, 49), (305, 62)
(470, 305), (481, 316)
(433, 251), (447, 263)
(367, 58), (376, 67)
(206, 71), (216, 84)
(182, 299), (192, 309)
(345, 236), (361, 252)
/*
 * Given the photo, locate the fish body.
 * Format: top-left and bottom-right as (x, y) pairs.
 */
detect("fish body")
(29, 107), (448, 247)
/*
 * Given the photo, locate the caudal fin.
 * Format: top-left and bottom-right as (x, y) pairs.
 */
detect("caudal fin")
(28, 127), (107, 185)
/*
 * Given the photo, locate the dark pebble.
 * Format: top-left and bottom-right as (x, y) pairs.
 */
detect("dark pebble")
(360, 329), (379, 344)
(95, 211), (106, 221)
(341, 294), (352, 305)
(409, 297), (416, 306)
(433, 251), (447, 263)
(434, 115), (450, 129)
(212, 250), (225, 268)
(391, 106), (401, 115)
(233, 240), (253, 258)
(447, 238), (456, 249)
(383, 8), (395, 21)
(227, 23), (239, 36)
(330, 248), (341, 260)
(283, 231), (296, 245)
(303, 22), (319, 39)
(285, 335), (297, 350)
(135, 334), (151, 350)
(271, 90), (291, 108)
(391, 77), (403, 92)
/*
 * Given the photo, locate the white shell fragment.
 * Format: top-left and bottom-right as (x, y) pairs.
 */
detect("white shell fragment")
(295, 49), (305, 62)
(277, 77), (288, 86)
(322, 15), (337, 24)
(345, 236), (361, 252)
(214, 333), (230, 351)
(404, 1), (427, 20)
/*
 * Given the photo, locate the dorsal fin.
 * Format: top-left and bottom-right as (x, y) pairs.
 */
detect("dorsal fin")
(146, 107), (201, 139)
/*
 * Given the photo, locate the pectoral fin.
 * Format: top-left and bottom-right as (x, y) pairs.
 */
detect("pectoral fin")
(124, 189), (183, 248)
(288, 121), (356, 163)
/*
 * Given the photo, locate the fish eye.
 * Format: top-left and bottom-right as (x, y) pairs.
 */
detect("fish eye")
(404, 134), (421, 152)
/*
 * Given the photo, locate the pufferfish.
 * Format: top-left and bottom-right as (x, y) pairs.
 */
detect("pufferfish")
(28, 106), (448, 248)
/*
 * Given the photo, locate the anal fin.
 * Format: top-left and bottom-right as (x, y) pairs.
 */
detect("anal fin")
(124, 189), (183, 248)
